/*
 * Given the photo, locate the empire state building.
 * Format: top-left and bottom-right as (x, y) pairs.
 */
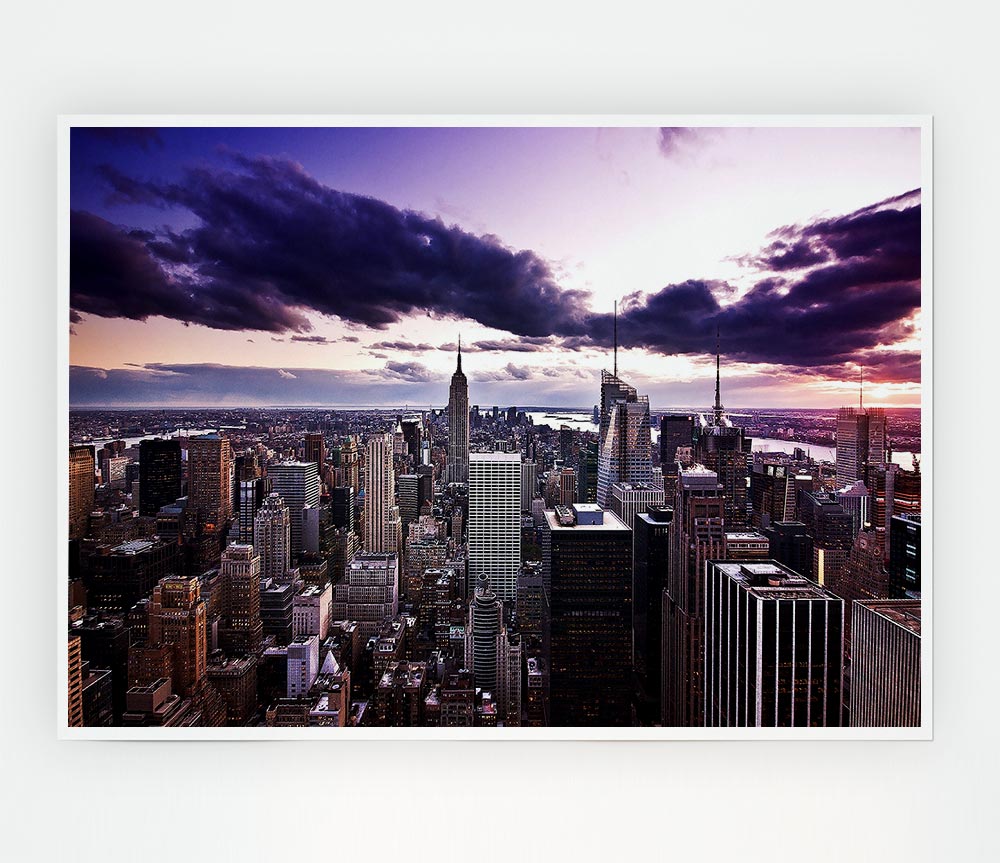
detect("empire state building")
(446, 338), (470, 484)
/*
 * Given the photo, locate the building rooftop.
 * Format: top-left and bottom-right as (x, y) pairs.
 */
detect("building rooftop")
(711, 560), (840, 602)
(855, 599), (921, 636)
(544, 507), (629, 532)
(111, 539), (156, 555)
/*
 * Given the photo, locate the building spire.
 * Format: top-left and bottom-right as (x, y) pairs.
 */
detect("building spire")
(713, 325), (724, 425)
(457, 333), (462, 373)
(613, 300), (618, 377)
(859, 364), (864, 411)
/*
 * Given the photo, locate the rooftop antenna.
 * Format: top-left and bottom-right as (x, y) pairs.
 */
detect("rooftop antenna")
(713, 325), (724, 425)
(457, 333), (462, 373)
(859, 365), (864, 411)
(613, 300), (618, 377)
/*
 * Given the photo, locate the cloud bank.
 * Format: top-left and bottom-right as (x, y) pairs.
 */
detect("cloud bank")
(71, 154), (920, 386)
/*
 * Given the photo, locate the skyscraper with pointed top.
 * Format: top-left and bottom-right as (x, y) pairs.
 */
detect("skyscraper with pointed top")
(696, 329), (751, 528)
(597, 301), (654, 508)
(836, 365), (888, 486)
(446, 337), (470, 485)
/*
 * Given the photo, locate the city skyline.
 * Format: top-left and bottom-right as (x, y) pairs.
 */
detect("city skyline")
(69, 124), (922, 409)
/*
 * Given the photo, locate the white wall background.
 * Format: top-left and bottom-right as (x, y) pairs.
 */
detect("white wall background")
(1, 2), (996, 861)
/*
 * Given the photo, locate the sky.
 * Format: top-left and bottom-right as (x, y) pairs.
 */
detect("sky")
(68, 124), (923, 408)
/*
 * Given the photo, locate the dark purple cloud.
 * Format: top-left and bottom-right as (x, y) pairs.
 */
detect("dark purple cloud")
(369, 340), (436, 352)
(71, 154), (920, 385)
(76, 128), (163, 151)
(78, 155), (592, 338)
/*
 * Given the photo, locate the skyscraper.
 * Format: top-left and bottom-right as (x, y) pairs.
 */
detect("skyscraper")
(363, 434), (399, 554)
(187, 434), (234, 530)
(609, 481), (665, 532)
(253, 493), (291, 582)
(696, 335), (751, 528)
(543, 504), (633, 726)
(330, 553), (399, 643)
(218, 543), (263, 656)
(468, 575), (501, 692)
(446, 339), (470, 485)
(138, 439), (182, 518)
(303, 432), (325, 474)
(468, 451), (522, 602)
(236, 477), (267, 544)
(836, 374), (888, 486)
(69, 445), (95, 541)
(633, 505), (672, 724)
(147, 575), (207, 698)
(889, 513), (921, 598)
(521, 461), (537, 513)
(268, 461), (321, 559)
(704, 560), (845, 727)
(659, 414), (695, 473)
(597, 398), (655, 508)
(662, 466), (725, 727)
(850, 599), (921, 727)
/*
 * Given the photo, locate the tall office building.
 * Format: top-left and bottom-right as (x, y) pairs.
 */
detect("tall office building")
(303, 433), (325, 474)
(187, 434), (234, 529)
(286, 634), (320, 699)
(576, 441), (599, 504)
(558, 467), (577, 506)
(138, 439), (182, 518)
(398, 469), (432, 535)
(363, 434), (399, 554)
(750, 462), (811, 529)
(798, 491), (855, 588)
(762, 521), (814, 579)
(254, 493), (291, 582)
(850, 599), (921, 727)
(147, 575), (207, 698)
(543, 504), (632, 726)
(659, 414), (696, 473)
(70, 615), (130, 724)
(468, 575), (502, 692)
(696, 343), (751, 528)
(68, 634), (84, 727)
(69, 445), (96, 541)
(340, 437), (361, 500)
(597, 398), (655, 508)
(446, 340), (470, 484)
(599, 372), (638, 448)
(218, 543), (263, 656)
(633, 505), (672, 724)
(468, 451), (522, 602)
(330, 553), (399, 643)
(331, 486), (355, 530)
(268, 461), (321, 558)
(662, 466), (725, 727)
(704, 560), (845, 727)
(889, 513), (921, 598)
(236, 477), (267, 544)
(521, 461), (537, 513)
(610, 481), (665, 532)
(836, 379), (888, 485)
